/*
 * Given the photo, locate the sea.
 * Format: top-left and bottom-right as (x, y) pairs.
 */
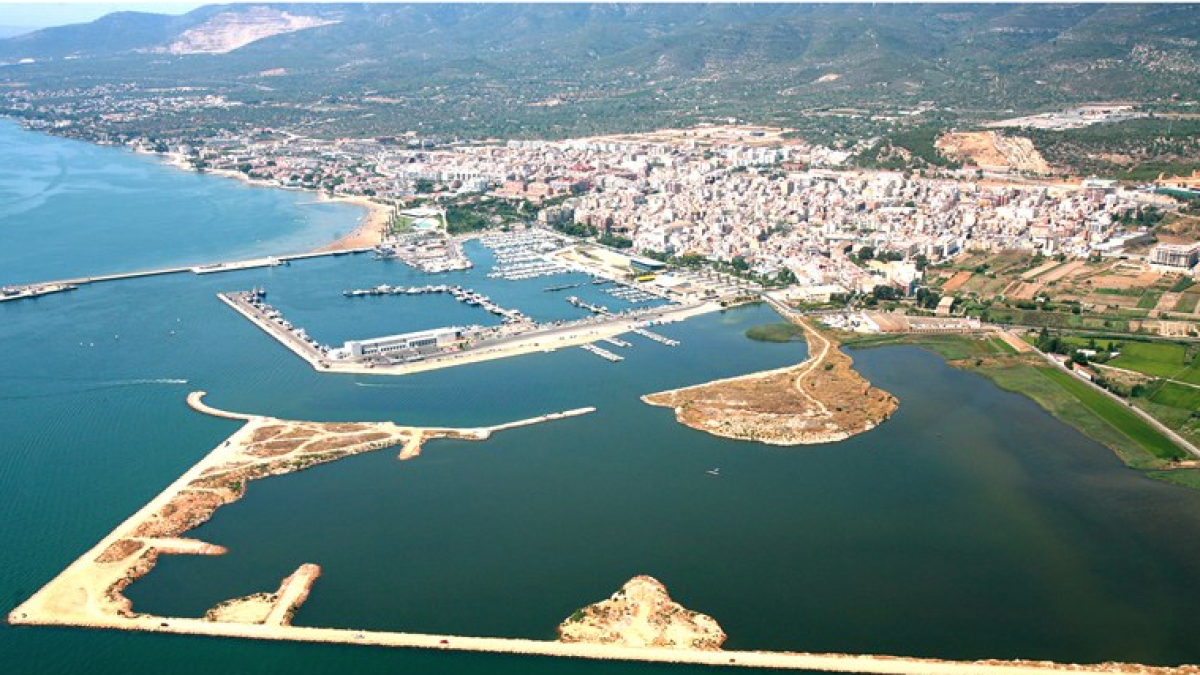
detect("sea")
(4, 119), (1200, 675)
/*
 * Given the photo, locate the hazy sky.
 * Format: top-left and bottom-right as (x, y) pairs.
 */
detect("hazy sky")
(0, 2), (207, 29)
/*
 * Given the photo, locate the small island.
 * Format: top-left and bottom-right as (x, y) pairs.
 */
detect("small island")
(558, 576), (726, 650)
(643, 316), (898, 445)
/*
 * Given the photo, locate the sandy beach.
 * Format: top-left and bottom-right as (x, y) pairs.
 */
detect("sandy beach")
(313, 194), (393, 252)
(157, 152), (392, 253)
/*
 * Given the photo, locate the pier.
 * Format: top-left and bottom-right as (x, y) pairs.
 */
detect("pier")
(632, 327), (680, 346)
(191, 257), (286, 275)
(580, 343), (624, 362)
(218, 291), (330, 368)
(601, 337), (631, 348)
(567, 296), (610, 315)
(0, 248), (371, 304)
(343, 284), (529, 324)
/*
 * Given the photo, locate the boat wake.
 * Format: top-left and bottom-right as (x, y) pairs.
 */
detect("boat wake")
(0, 377), (189, 400)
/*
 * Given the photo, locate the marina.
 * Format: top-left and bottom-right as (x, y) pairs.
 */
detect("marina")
(342, 283), (529, 324)
(219, 271), (717, 376)
(481, 229), (575, 280)
(602, 285), (662, 304)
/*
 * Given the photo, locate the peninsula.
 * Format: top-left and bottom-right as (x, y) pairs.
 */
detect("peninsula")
(643, 315), (898, 445)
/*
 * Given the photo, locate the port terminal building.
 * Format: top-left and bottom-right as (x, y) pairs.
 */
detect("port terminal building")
(331, 326), (468, 360)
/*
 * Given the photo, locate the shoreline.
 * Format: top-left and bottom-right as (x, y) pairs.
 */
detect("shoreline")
(158, 151), (392, 254)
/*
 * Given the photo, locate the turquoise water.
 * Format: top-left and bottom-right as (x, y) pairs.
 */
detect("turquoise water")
(5, 126), (1200, 675)
(0, 120), (364, 286)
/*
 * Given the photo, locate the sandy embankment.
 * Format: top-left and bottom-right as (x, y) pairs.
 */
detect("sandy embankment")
(643, 315), (898, 445)
(9, 391), (595, 635)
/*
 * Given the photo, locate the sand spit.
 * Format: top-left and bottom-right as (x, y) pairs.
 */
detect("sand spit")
(12, 396), (1199, 674)
(643, 316), (898, 445)
(559, 576), (726, 650)
(9, 391), (593, 633)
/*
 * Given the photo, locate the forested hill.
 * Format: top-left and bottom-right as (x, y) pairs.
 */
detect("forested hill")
(2, 3), (1197, 139)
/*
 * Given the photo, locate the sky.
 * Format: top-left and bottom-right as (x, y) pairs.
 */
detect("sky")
(0, 2), (206, 29)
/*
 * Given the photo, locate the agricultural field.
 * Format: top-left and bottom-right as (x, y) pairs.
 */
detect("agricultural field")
(932, 250), (1199, 339)
(1175, 292), (1200, 314)
(1149, 381), (1200, 410)
(1109, 341), (1197, 379)
(1039, 367), (1187, 464)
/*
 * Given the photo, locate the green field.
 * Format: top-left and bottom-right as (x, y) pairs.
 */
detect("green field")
(1136, 292), (1163, 310)
(1148, 469), (1200, 491)
(1149, 381), (1200, 410)
(1109, 341), (1192, 378)
(1039, 367), (1186, 464)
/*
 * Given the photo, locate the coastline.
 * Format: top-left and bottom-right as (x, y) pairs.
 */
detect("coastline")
(158, 151), (392, 253)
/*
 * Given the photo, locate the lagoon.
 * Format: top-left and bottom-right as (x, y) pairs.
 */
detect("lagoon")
(4, 126), (1200, 675)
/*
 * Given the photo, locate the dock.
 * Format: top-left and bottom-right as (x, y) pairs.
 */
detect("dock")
(580, 343), (624, 362)
(632, 327), (680, 346)
(0, 283), (77, 303)
(344, 283), (529, 324)
(601, 337), (631, 348)
(567, 296), (610, 315)
(218, 291), (330, 368)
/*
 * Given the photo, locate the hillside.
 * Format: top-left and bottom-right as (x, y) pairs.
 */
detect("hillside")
(1, 3), (1198, 142)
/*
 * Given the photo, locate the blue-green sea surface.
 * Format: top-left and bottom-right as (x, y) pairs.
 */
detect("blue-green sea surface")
(4, 126), (1200, 675)
(0, 119), (363, 286)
